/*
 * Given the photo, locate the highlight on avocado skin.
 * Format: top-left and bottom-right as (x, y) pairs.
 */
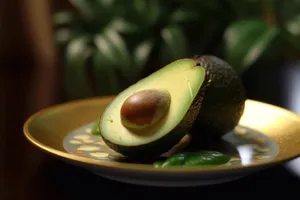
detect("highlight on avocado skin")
(153, 151), (231, 167)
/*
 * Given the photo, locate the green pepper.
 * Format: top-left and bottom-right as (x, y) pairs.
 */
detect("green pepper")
(91, 118), (101, 136)
(183, 151), (231, 166)
(153, 151), (231, 168)
(160, 153), (187, 167)
(153, 160), (164, 168)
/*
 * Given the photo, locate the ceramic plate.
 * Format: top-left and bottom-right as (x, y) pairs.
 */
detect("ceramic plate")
(23, 97), (300, 187)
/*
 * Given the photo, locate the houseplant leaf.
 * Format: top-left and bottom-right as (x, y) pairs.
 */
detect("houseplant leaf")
(69, 0), (98, 20)
(132, 39), (154, 75)
(92, 50), (121, 96)
(53, 11), (78, 27)
(109, 17), (139, 34)
(94, 29), (133, 80)
(92, 0), (124, 25)
(53, 11), (82, 46)
(64, 35), (95, 99)
(224, 19), (279, 73)
(124, 0), (162, 31)
(160, 25), (188, 63)
(144, 0), (161, 26)
(275, 0), (300, 50)
(285, 14), (300, 50)
(70, 0), (121, 33)
(224, 0), (262, 17)
(169, 8), (198, 24)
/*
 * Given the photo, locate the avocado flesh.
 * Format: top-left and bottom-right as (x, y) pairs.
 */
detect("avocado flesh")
(100, 59), (205, 157)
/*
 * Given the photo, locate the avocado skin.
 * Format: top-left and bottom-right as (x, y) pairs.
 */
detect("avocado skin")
(102, 126), (187, 159)
(191, 55), (246, 141)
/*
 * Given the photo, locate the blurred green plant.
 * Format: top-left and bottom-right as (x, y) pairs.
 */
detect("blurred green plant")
(53, 0), (142, 99)
(54, 0), (227, 99)
(223, 0), (300, 74)
(53, 0), (300, 99)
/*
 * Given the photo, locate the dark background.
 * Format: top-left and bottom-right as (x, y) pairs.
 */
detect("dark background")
(1, 1), (300, 199)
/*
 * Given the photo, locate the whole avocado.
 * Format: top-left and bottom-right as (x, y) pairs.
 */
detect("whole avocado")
(99, 55), (246, 158)
(190, 55), (246, 142)
(99, 58), (206, 158)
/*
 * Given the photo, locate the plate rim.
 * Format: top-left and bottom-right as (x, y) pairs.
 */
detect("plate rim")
(23, 96), (300, 174)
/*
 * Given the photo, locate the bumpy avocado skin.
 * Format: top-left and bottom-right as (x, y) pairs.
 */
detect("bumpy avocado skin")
(191, 55), (246, 141)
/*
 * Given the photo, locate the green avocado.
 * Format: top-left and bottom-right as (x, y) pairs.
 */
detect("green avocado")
(99, 55), (246, 158)
(100, 59), (205, 158)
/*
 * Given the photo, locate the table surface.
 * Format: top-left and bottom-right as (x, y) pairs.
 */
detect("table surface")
(3, 132), (300, 200)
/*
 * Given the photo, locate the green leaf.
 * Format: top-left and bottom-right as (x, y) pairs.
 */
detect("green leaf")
(160, 25), (188, 63)
(53, 11), (77, 27)
(224, 0), (262, 17)
(69, 0), (96, 19)
(93, 0), (123, 24)
(54, 28), (74, 47)
(53, 11), (82, 46)
(125, 0), (162, 29)
(178, 0), (230, 22)
(275, 0), (300, 50)
(146, 0), (161, 25)
(153, 151), (231, 167)
(92, 50), (121, 96)
(169, 8), (198, 24)
(286, 14), (300, 37)
(97, 0), (115, 7)
(133, 0), (147, 12)
(133, 39), (154, 74)
(64, 36), (95, 99)
(108, 18), (139, 34)
(285, 14), (300, 49)
(69, 0), (119, 30)
(94, 29), (132, 80)
(224, 19), (279, 73)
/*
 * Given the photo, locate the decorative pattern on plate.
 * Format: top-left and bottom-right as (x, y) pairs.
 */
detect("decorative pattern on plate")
(63, 122), (279, 166)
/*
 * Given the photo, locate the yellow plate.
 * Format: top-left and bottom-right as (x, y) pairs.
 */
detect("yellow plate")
(23, 97), (300, 187)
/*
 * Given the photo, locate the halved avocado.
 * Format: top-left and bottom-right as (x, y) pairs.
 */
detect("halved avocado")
(99, 55), (246, 158)
(100, 59), (206, 158)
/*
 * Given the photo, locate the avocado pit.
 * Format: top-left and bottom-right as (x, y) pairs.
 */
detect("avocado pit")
(120, 89), (171, 130)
